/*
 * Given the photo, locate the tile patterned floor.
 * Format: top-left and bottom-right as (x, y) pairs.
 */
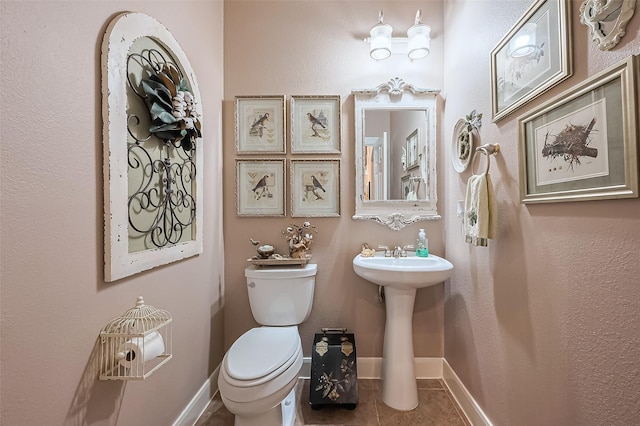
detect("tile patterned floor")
(196, 379), (470, 426)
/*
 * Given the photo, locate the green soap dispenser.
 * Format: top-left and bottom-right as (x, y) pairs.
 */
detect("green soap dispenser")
(416, 228), (429, 257)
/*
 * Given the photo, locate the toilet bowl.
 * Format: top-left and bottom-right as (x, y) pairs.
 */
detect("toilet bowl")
(218, 327), (302, 426)
(218, 264), (317, 426)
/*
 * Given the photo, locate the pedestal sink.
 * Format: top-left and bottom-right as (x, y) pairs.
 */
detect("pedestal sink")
(353, 252), (454, 411)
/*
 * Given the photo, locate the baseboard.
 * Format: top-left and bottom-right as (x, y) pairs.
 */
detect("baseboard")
(172, 365), (220, 426)
(176, 357), (491, 426)
(442, 359), (493, 426)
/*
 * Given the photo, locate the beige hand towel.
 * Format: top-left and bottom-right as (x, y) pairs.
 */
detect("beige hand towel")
(464, 173), (497, 247)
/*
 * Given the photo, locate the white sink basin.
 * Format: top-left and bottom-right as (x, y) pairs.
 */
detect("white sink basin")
(353, 251), (454, 411)
(353, 252), (453, 289)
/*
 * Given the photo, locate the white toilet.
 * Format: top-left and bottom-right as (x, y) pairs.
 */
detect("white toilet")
(218, 263), (317, 426)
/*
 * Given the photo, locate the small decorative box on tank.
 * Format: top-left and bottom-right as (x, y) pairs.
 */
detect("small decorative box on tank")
(310, 328), (358, 410)
(99, 296), (172, 380)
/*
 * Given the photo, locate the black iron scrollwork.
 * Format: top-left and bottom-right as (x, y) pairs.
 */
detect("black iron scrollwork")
(126, 48), (198, 249)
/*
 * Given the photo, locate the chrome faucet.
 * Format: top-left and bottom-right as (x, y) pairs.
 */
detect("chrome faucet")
(380, 245), (413, 257)
(378, 245), (391, 257)
(401, 245), (414, 257)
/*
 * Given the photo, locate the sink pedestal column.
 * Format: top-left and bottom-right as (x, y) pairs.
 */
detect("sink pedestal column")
(380, 286), (418, 411)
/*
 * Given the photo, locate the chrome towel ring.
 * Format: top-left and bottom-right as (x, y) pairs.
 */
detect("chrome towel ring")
(475, 143), (500, 174)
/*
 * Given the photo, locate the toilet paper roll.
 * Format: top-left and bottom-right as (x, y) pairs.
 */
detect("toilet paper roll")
(117, 331), (165, 369)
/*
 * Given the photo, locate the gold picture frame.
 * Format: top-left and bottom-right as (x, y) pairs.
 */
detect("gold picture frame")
(236, 159), (286, 216)
(491, 0), (572, 122)
(235, 96), (286, 154)
(290, 95), (341, 154)
(405, 128), (419, 170)
(290, 159), (341, 217)
(518, 55), (639, 204)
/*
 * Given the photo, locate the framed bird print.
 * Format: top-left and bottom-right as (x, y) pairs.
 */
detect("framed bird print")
(235, 96), (286, 154)
(236, 159), (286, 216)
(290, 95), (341, 154)
(517, 55), (639, 204)
(290, 159), (340, 217)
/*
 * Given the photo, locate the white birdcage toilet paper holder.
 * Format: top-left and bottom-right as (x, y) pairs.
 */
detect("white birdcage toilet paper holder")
(99, 296), (172, 380)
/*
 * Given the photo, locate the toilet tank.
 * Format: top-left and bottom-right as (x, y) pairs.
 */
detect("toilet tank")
(244, 264), (317, 326)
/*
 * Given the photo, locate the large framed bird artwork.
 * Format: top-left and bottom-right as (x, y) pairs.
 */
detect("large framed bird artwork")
(235, 96), (286, 154)
(518, 55), (639, 204)
(290, 159), (340, 217)
(236, 159), (286, 216)
(290, 95), (341, 154)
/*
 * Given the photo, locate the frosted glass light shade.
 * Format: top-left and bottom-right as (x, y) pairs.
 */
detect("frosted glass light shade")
(370, 23), (393, 60)
(407, 23), (431, 60)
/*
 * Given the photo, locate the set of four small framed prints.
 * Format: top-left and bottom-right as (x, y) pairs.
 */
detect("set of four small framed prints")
(235, 95), (341, 217)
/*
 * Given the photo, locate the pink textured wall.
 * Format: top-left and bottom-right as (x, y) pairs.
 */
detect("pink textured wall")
(3, 1), (639, 424)
(0, 1), (224, 424)
(443, 1), (640, 425)
(222, 0), (446, 358)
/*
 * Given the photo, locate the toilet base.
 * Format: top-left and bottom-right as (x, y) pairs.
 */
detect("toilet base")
(234, 405), (281, 426)
(222, 375), (299, 426)
(280, 387), (296, 426)
(231, 386), (296, 426)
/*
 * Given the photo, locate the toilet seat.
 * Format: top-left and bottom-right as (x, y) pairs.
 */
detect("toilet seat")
(225, 327), (300, 384)
(219, 326), (303, 404)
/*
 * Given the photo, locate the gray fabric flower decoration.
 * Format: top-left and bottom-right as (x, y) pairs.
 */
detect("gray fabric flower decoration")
(141, 63), (202, 151)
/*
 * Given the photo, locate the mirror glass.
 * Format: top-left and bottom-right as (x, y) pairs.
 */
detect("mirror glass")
(353, 78), (440, 230)
(363, 109), (426, 201)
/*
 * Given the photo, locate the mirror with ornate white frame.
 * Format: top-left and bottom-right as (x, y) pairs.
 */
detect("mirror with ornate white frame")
(352, 78), (440, 230)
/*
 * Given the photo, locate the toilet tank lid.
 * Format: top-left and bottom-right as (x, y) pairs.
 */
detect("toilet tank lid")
(245, 263), (317, 279)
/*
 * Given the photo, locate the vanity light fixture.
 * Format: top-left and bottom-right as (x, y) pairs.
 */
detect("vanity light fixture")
(407, 10), (431, 60)
(366, 10), (431, 61)
(369, 10), (393, 60)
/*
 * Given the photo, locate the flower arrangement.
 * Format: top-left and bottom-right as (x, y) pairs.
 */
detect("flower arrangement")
(140, 62), (202, 151)
(282, 221), (316, 259)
